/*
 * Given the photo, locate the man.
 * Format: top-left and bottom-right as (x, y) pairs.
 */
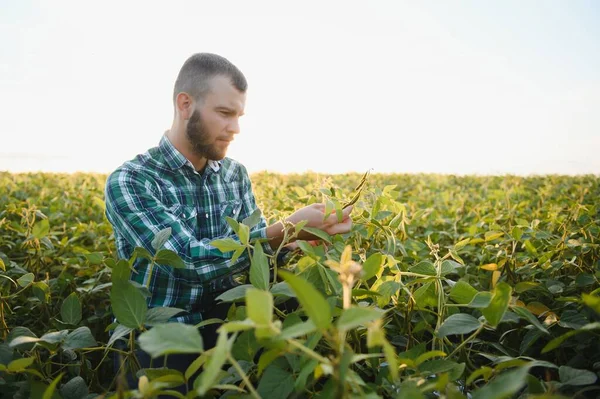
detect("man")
(104, 53), (353, 380)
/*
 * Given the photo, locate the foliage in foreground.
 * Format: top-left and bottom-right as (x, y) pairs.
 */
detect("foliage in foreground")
(0, 171), (599, 398)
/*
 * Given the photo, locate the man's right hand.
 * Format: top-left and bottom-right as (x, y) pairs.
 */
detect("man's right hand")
(287, 203), (353, 238)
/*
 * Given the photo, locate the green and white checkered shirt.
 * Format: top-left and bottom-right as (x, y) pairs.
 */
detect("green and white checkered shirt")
(104, 134), (272, 324)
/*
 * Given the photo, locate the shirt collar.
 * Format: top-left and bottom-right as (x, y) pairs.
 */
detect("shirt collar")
(159, 133), (222, 173)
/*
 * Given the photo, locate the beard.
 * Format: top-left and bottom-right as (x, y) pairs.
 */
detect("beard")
(185, 109), (227, 161)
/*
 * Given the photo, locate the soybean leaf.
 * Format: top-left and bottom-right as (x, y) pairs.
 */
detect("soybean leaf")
(279, 270), (331, 330)
(196, 331), (231, 395)
(154, 249), (185, 269)
(111, 281), (147, 329)
(410, 261), (437, 276)
(60, 376), (89, 399)
(216, 284), (252, 303)
(301, 227), (332, 243)
(17, 273), (34, 287)
(438, 314), (481, 337)
(210, 238), (244, 253)
(512, 306), (549, 334)
(249, 243), (269, 291)
(246, 288), (273, 326)
(42, 372), (63, 399)
(138, 323), (204, 358)
(151, 227), (172, 251)
(144, 307), (186, 325)
(559, 365), (598, 386)
(449, 280), (478, 304)
(336, 307), (385, 332)
(482, 282), (512, 327)
(61, 292), (82, 325)
(362, 253), (384, 280)
(32, 219), (50, 239)
(63, 327), (96, 350)
(242, 208), (262, 229)
(257, 364), (295, 399)
(542, 322), (600, 353)
(472, 365), (531, 399)
(107, 324), (133, 348)
(7, 357), (35, 372)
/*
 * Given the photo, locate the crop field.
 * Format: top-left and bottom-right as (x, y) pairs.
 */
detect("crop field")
(0, 171), (599, 398)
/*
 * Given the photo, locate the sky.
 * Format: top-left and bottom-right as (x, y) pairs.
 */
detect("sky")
(1, 0), (599, 175)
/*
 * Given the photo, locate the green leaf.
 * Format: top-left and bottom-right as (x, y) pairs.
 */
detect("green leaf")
(61, 292), (82, 325)
(210, 237), (244, 253)
(542, 322), (600, 353)
(110, 281), (148, 329)
(482, 282), (512, 327)
(512, 306), (549, 334)
(131, 247), (153, 262)
(215, 284), (252, 302)
(467, 292), (493, 308)
(138, 323), (203, 358)
(17, 273), (34, 287)
(559, 365), (597, 386)
(249, 243), (269, 290)
(362, 253), (383, 280)
(449, 280), (478, 304)
(279, 270), (331, 330)
(32, 219), (50, 239)
(582, 293), (600, 313)
(107, 324), (133, 348)
(257, 364), (295, 399)
(63, 327), (96, 350)
(242, 208), (262, 229)
(154, 249), (185, 269)
(42, 372), (63, 399)
(438, 314), (481, 338)
(414, 282), (437, 308)
(336, 307), (385, 332)
(301, 227), (332, 243)
(514, 281), (539, 293)
(60, 376), (89, 399)
(32, 281), (50, 303)
(270, 282), (296, 297)
(246, 288), (273, 326)
(485, 231), (504, 242)
(151, 227), (172, 251)
(410, 261), (437, 276)
(196, 331), (230, 395)
(472, 365), (531, 399)
(238, 223), (250, 246)
(440, 260), (461, 275)
(415, 350), (447, 366)
(144, 307), (185, 325)
(277, 320), (317, 340)
(111, 259), (132, 283)
(7, 357), (35, 372)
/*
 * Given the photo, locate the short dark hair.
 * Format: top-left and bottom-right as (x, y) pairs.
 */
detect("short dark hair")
(172, 53), (247, 105)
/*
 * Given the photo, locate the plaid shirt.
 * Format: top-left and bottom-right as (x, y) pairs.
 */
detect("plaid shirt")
(104, 134), (273, 324)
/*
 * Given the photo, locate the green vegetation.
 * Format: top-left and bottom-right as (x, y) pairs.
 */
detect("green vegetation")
(0, 171), (599, 398)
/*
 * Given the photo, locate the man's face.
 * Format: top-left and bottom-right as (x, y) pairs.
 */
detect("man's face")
(185, 75), (246, 161)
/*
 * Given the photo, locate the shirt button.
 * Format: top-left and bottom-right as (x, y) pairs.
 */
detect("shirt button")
(205, 213), (209, 219)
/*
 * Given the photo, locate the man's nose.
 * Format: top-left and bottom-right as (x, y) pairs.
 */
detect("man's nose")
(227, 118), (240, 135)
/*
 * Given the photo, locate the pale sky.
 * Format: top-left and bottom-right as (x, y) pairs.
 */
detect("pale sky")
(1, 0), (599, 175)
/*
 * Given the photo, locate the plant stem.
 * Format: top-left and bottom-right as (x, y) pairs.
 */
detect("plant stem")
(448, 324), (485, 358)
(288, 339), (330, 364)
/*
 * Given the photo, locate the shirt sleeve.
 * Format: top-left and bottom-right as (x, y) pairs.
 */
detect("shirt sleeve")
(104, 167), (256, 284)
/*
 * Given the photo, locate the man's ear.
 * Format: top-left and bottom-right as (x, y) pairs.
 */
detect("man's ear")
(175, 92), (194, 120)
